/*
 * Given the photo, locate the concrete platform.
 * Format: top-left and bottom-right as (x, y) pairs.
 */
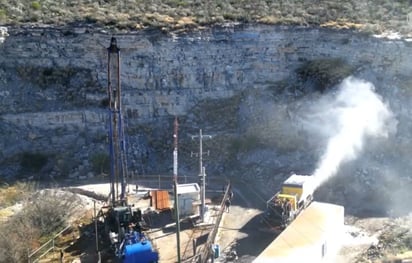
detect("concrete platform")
(253, 201), (344, 263)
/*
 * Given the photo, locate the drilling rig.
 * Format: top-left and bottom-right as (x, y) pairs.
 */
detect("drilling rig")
(261, 173), (315, 233)
(103, 37), (159, 263)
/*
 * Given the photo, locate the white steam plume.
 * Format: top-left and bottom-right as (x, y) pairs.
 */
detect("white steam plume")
(312, 77), (394, 189)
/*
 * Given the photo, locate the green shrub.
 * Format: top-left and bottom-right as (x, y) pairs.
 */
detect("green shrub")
(91, 152), (110, 174)
(166, 0), (189, 7)
(0, 9), (6, 21)
(31, 1), (41, 10)
(228, 135), (262, 154)
(296, 58), (354, 92)
(55, 157), (71, 177)
(20, 152), (48, 172)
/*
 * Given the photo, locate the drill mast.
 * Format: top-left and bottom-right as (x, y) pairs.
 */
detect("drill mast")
(107, 37), (128, 207)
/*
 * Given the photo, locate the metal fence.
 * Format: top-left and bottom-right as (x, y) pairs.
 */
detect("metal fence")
(28, 225), (71, 263)
(132, 174), (226, 191)
(192, 182), (231, 263)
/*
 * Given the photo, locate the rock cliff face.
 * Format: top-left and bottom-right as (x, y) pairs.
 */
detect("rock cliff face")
(2, 26), (411, 117)
(1, 25), (412, 215)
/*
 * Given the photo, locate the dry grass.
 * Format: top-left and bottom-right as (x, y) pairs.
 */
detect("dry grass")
(0, 0), (411, 34)
(0, 182), (33, 208)
(0, 208), (14, 219)
(320, 20), (364, 30)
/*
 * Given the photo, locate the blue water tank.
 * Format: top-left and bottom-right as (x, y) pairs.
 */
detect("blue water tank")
(123, 240), (159, 263)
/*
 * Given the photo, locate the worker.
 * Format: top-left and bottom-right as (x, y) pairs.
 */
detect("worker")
(229, 189), (234, 201)
(135, 222), (142, 235)
(280, 200), (285, 215)
(225, 198), (231, 213)
(148, 191), (152, 206)
(285, 199), (292, 218)
(136, 208), (142, 222)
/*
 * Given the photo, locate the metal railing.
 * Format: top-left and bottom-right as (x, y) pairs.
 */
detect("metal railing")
(28, 225), (71, 263)
(192, 182), (231, 263)
(132, 174), (226, 191)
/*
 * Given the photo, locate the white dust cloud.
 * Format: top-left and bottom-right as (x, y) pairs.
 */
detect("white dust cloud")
(312, 77), (394, 189)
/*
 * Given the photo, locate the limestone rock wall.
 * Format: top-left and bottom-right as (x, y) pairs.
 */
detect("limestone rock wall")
(2, 26), (411, 119)
(0, 24), (412, 183)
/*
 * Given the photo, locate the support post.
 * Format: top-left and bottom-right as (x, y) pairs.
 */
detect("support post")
(94, 200), (99, 252)
(173, 117), (181, 263)
(192, 239), (197, 257)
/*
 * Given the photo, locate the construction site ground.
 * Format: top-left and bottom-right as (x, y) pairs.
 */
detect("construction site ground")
(30, 177), (286, 263)
(21, 177), (412, 263)
(37, 177), (274, 263)
(126, 179), (276, 263)
(128, 188), (223, 263)
(38, 180), (237, 263)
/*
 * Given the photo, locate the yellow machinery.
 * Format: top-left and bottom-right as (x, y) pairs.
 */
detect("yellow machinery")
(262, 174), (315, 230)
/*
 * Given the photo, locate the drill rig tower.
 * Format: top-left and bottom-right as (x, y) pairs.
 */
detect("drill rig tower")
(103, 37), (159, 262)
(104, 38), (158, 262)
(107, 37), (128, 207)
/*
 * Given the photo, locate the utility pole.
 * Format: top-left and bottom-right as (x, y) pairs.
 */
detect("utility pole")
(173, 117), (181, 263)
(191, 129), (212, 222)
(94, 200), (99, 252)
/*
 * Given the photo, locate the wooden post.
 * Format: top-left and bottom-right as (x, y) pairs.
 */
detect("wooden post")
(192, 238), (197, 257)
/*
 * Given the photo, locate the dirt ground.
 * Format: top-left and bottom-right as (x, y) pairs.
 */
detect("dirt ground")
(57, 181), (228, 263)
(214, 180), (275, 263)
(336, 216), (412, 263)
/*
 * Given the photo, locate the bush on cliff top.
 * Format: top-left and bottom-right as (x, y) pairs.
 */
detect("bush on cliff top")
(0, 0), (412, 34)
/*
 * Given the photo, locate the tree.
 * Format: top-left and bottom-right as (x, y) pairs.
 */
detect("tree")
(91, 152), (110, 174)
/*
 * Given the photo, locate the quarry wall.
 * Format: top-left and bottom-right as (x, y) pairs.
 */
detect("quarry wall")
(0, 24), (411, 185)
(1, 25), (411, 120)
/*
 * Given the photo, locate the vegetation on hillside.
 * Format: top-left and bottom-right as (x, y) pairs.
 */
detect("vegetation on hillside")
(20, 152), (48, 172)
(0, 182), (33, 207)
(0, 187), (82, 263)
(90, 152), (110, 174)
(0, 0), (412, 34)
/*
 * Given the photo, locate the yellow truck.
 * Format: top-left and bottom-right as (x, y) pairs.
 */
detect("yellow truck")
(261, 174), (315, 231)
